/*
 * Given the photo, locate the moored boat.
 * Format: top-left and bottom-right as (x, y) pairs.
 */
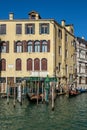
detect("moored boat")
(69, 90), (80, 97)
(27, 93), (42, 103)
(76, 88), (87, 93)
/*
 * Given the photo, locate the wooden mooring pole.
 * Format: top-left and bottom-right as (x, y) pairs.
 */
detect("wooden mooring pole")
(42, 83), (44, 103)
(37, 82), (39, 105)
(7, 84), (9, 105)
(13, 85), (16, 108)
(17, 83), (22, 105)
(52, 85), (54, 111)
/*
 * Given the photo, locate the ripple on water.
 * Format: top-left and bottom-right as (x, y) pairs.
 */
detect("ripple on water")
(0, 94), (87, 130)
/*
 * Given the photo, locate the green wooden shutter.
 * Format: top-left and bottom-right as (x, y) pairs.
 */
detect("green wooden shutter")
(47, 40), (50, 52)
(14, 40), (16, 52)
(39, 23), (41, 34)
(47, 23), (49, 34)
(6, 41), (9, 53)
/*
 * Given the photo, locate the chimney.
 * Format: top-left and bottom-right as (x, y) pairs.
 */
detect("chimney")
(9, 13), (14, 20)
(61, 20), (65, 27)
(82, 36), (84, 39)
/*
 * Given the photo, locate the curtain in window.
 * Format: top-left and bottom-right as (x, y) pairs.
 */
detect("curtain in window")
(42, 41), (47, 52)
(16, 41), (23, 52)
(27, 41), (33, 52)
(34, 41), (40, 52)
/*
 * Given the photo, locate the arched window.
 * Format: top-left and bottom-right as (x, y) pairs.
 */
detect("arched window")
(34, 58), (40, 71)
(27, 58), (32, 71)
(41, 58), (47, 70)
(16, 59), (22, 71)
(0, 59), (6, 71)
(16, 41), (23, 52)
(42, 40), (47, 52)
(27, 41), (33, 52)
(34, 41), (40, 52)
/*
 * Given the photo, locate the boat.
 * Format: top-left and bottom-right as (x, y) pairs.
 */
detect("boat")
(76, 88), (87, 93)
(27, 93), (42, 103)
(57, 92), (66, 96)
(1, 94), (11, 98)
(69, 90), (80, 97)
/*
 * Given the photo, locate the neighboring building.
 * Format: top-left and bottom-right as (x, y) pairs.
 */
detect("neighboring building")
(75, 37), (87, 89)
(0, 11), (75, 93)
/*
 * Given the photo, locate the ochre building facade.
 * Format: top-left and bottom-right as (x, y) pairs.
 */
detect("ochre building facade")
(0, 11), (75, 93)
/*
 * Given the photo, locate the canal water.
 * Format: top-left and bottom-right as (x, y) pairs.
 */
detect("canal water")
(0, 93), (87, 130)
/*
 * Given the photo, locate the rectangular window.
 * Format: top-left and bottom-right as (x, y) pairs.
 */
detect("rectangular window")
(39, 23), (49, 34)
(65, 33), (68, 42)
(17, 46), (22, 53)
(65, 65), (68, 74)
(85, 77), (87, 84)
(58, 29), (62, 39)
(0, 24), (6, 34)
(69, 74), (73, 82)
(79, 77), (82, 84)
(31, 15), (36, 19)
(25, 24), (35, 34)
(79, 64), (81, 73)
(28, 46), (32, 52)
(16, 24), (22, 34)
(85, 64), (87, 73)
(59, 46), (62, 55)
(0, 46), (6, 53)
(0, 42), (9, 53)
(85, 52), (87, 60)
(65, 49), (68, 58)
(58, 63), (61, 72)
(42, 46), (47, 52)
(35, 45), (40, 52)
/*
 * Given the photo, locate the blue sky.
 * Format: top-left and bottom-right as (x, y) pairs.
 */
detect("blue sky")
(0, 0), (87, 39)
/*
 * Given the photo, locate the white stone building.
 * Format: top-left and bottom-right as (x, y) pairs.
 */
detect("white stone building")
(75, 37), (87, 89)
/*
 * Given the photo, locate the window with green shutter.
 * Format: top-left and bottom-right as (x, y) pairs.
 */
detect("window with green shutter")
(0, 24), (6, 35)
(16, 24), (22, 34)
(25, 24), (35, 34)
(39, 23), (49, 34)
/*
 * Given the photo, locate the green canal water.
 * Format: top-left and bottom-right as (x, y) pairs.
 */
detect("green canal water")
(0, 94), (87, 130)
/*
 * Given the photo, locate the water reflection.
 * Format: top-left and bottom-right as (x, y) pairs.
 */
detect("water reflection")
(0, 94), (87, 130)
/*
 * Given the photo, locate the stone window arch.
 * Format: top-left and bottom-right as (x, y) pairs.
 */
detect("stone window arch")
(27, 41), (33, 52)
(42, 40), (47, 52)
(0, 41), (9, 53)
(16, 41), (23, 52)
(34, 41), (40, 52)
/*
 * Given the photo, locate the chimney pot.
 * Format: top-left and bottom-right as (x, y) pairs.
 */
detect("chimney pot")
(9, 13), (14, 20)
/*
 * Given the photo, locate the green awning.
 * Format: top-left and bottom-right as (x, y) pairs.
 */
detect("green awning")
(49, 77), (57, 82)
(45, 75), (57, 82)
(28, 77), (41, 81)
(27, 76), (58, 82)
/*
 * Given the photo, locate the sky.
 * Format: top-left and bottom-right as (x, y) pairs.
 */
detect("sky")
(0, 0), (87, 39)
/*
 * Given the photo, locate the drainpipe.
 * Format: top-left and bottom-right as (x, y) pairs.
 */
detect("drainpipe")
(50, 21), (57, 78)
(61, 20), (66, 86)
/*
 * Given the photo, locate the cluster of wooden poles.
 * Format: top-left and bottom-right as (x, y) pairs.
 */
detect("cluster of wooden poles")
(6, 80), (57, 111)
